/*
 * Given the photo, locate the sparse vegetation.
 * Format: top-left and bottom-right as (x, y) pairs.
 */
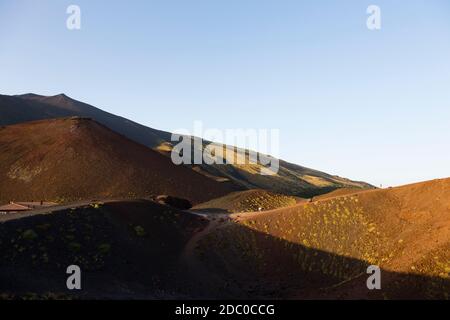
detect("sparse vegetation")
(134, 225), (146, 237)
(193, 189), (298, 213)
(22, 229), (38, 241)
(194, 179), (450, 299)
(97, 243), (111, 254)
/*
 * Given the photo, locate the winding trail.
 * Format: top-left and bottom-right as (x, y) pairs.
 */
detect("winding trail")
(179, 196), (376, 297)
(179, 203), (305, 295)
(179, 201), (308, 280)
(0, 199), (127, 223)
(179, 212), (233, 292)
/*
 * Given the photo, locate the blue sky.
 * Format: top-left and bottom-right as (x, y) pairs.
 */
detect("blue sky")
(1, 0), (450, 187)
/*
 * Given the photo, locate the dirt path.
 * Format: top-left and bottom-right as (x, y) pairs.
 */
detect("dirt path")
(179, 202), (307, 276)
(180, 201), (377, 298)
(179, 206), (303, 296)
(179, 212), (233, 293)
(0, 198), (131, 223)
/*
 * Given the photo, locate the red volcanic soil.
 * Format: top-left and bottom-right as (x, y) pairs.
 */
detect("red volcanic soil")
(0, 93), (374, 197)
(191, 178), (450, 299)
(0, 118), (239, 205)
(312, 187), (367, 201)
(192, 189), (301, 213)
(0, 176), (449, 299)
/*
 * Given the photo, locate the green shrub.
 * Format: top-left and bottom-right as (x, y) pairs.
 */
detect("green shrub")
(134, 226), (146, 237)
(68, 242), (81, 252)
(22, 229), (38, 241)
(97, 243), (111, 254)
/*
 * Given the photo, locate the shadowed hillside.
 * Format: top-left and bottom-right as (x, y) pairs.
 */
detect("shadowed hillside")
(0, 195), (448, 299)
(0, 200), (208, 299)
(0, 118), (238, 204)
(0, 93), (172, 149)
(192, 223), (450, 299)
(0, 93), (373, 196)
(192, 178), (450, 299)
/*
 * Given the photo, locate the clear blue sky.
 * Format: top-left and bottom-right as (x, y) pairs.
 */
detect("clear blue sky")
(1, 0), (450, 187)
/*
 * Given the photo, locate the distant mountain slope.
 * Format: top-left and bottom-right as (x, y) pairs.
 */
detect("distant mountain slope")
(0, 93), (373, 196)
(0, 93), (172, 149)
(0, 118), (238, 204)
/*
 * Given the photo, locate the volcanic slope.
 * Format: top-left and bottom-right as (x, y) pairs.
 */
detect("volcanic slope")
(0, 199), (209, 299)
(0, 118), (238, 204)
(1, 178), (449, 299)
(193, 178), (450, 299)
(192, 189), (301, 213)
(0, 93), (373, 196)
